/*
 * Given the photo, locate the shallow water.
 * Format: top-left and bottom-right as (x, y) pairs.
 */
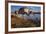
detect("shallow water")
(17, 14), (40, 21)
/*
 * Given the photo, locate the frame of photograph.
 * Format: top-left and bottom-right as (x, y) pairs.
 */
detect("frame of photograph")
(5, 1), (45, 34)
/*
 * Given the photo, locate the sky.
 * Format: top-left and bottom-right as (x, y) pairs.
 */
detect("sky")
(11, 6), (41, 12)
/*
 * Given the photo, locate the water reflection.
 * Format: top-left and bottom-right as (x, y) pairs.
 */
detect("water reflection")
(17, 14), (40, 21)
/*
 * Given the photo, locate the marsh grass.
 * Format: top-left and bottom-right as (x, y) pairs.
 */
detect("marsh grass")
(11, 15), (40, 28)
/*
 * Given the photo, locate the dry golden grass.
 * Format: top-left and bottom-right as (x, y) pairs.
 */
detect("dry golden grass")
(11, 15), (40, 28)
